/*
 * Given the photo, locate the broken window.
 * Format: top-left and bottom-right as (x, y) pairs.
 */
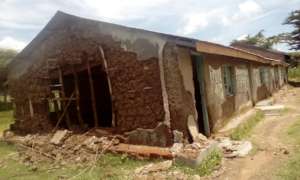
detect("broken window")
(222, 65), (235, 96)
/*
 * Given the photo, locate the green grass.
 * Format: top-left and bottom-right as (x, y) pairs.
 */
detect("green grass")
(230, 111), (264, 140)
(288, 66), (300, 82)
(173, 150), (222, 177)
(277, 118), (300, 180)
(0, 110), (14, 133)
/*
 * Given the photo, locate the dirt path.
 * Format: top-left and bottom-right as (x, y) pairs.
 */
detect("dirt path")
(215, 86), (300, 180)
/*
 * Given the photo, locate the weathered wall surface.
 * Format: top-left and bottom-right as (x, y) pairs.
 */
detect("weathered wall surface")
(163, 44), (196, 139)
(202, 54), (253, 131)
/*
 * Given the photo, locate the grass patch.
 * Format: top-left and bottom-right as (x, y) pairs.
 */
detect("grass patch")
(230, 111), (264, 140)
(173, 150), (222, 177)
(288, 66), (300, 82)
(0, 110), (14, 133)
(277, 118), (300, 180)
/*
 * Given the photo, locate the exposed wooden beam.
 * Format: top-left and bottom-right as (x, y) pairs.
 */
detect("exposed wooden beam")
(86, 58), (99, 127)
(72, 64), (84, 128)
(98, 46), (115, 127)
(196, 41), (267, 64)
(58, 67), (72, 129)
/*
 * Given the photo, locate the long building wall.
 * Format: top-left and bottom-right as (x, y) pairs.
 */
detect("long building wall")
(164, 47), (287, 135)
(202, 54), (253, 131)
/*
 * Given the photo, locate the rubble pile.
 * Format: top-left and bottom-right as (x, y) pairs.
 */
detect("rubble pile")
(3, 129), (123, 165)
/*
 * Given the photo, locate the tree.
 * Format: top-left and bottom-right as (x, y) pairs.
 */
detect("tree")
(0, 48), (17, 68)
(231, 30), (280, 49)
(284, 10), (300, 50)
(0, 48), (17, 103)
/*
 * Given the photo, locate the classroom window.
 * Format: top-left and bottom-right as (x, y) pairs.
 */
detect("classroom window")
(222, 65), (235, 96)
(259, 67), (268, 85)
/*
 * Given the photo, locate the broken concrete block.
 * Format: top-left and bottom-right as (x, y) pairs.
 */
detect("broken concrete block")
(50, 130), (69, 145)
(134, 160), (173, 174)
(175, 141), (219, 168)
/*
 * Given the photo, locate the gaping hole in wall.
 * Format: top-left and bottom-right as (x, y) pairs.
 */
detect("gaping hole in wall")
(48, 62), (113, 130)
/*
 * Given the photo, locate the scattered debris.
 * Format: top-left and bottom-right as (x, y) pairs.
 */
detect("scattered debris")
(133, 169), (188, 180)
(134, 160), (173, 174)
(217, 138), (252, 158)
(133, 160), (189, 180)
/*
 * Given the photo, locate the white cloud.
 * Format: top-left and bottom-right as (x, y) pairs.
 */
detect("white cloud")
(73, 0), (170, 21)
(180, 13), (209, 35)
(237, 34), (248, 40)
(232, 0), (263, 22)
(0, 37), (26, 51)
(239, 0), (262, 15)
(178, 9), (224, 35)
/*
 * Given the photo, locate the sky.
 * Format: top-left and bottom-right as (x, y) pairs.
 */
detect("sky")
(0, 0), (299, 51)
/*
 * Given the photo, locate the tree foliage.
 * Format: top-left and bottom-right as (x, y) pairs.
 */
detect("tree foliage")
(0, 48), (17, 68)
(284, 10), (300, 50)
(231, 30), (281, 49)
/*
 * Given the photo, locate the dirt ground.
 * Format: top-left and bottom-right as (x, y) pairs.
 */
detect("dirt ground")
(215, 86), (300, 180)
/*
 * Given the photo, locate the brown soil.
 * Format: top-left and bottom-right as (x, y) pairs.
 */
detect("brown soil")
(214, 86), (300, 180)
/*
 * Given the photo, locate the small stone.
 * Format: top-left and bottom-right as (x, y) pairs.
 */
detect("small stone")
(170, 143), (184, 155)
(173, 130), (184, 143)
(30, 166), (38, 171)
(190, 174), (201, 180)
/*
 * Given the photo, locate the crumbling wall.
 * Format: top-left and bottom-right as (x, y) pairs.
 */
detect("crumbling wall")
(8, 13), (170, 145)
(163, 43), (196, 139)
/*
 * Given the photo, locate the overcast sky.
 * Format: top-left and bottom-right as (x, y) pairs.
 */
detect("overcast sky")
(0, 0), (299, 51)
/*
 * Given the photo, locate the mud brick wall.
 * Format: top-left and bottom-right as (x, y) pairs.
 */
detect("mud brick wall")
(9, 14), (167, 135)
(105, 48), (165, 132)
(202, 54), (253, 131)
(163, 43), (196, 138)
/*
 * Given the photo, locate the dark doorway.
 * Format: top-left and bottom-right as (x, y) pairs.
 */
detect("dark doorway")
(191, 54), (210, 136)
(91, 65), (113, 127)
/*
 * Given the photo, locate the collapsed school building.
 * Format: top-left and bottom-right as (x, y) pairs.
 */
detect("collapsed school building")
(7, 11), (289, 147)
